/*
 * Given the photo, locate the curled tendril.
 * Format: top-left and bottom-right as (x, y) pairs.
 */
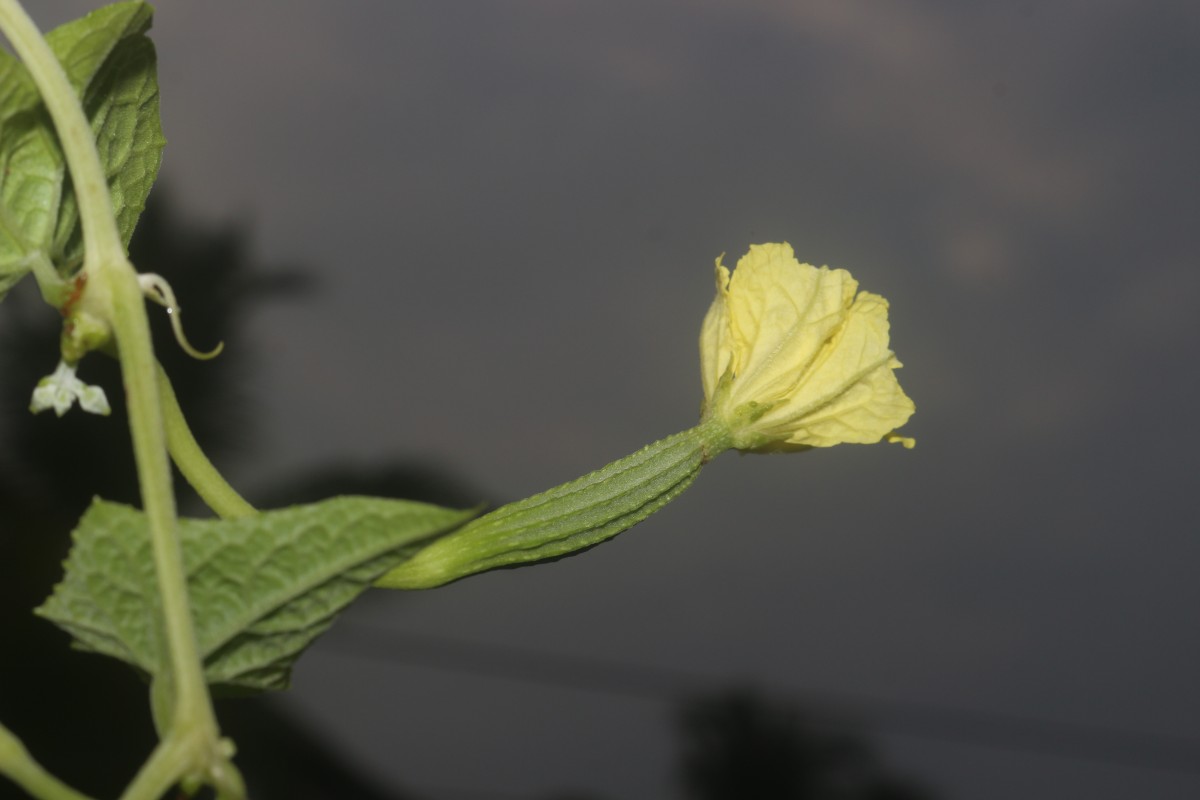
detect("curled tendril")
(137, 273), (224, 360)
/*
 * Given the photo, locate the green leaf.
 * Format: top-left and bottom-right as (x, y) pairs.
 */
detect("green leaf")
(48, 1), (163, 270)
(0, 1), (162, 300)
(44, 2), (153, 98)
(0, 44), (37, 120)
(37, 497), (473, 693)
(0, 111), (64, 251)
(0, 54), (59, 298)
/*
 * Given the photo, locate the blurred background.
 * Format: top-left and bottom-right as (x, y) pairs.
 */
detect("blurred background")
(3, 1), (1199, 798)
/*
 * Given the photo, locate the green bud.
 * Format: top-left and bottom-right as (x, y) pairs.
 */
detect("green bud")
(61, 309), (111, 363)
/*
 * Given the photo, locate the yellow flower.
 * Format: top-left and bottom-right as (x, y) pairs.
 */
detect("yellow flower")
(700, 242), (915, 452)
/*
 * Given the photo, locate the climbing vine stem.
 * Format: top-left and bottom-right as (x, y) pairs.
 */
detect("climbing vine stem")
(0, 0), (239, 794)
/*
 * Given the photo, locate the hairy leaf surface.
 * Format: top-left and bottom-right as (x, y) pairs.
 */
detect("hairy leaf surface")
(38, 497), (472, 693)
(48, 1), (163, 269)
(0, 1), (162, 299)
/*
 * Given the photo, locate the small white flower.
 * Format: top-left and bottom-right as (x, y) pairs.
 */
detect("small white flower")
(30, 361), (111, 417)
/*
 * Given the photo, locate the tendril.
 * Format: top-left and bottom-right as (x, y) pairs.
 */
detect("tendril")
(138, 273), (224, 360)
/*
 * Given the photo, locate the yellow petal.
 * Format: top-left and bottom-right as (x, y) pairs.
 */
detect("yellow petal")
(699, 258), (733, 403)
(723, 244), (858, 409)
(760, 292), (914, 447)
(698, 243), (915, 451)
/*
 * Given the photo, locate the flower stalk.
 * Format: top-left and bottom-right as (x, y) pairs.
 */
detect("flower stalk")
(378, 418), (732, 589)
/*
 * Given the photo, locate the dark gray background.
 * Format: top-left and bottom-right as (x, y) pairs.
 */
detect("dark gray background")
(28, 2), (1200, 798)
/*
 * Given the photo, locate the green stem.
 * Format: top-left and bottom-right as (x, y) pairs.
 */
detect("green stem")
(0, 0), (233, 792)
(108, 275), (217, 725)
(118, 733), (242, 800)
(117, 740), (180, 800)
(26, 251), (66, 307)
(377, 418), (732, 589)
(0, 722), (95, 800)
(157, 362), (256, 519)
